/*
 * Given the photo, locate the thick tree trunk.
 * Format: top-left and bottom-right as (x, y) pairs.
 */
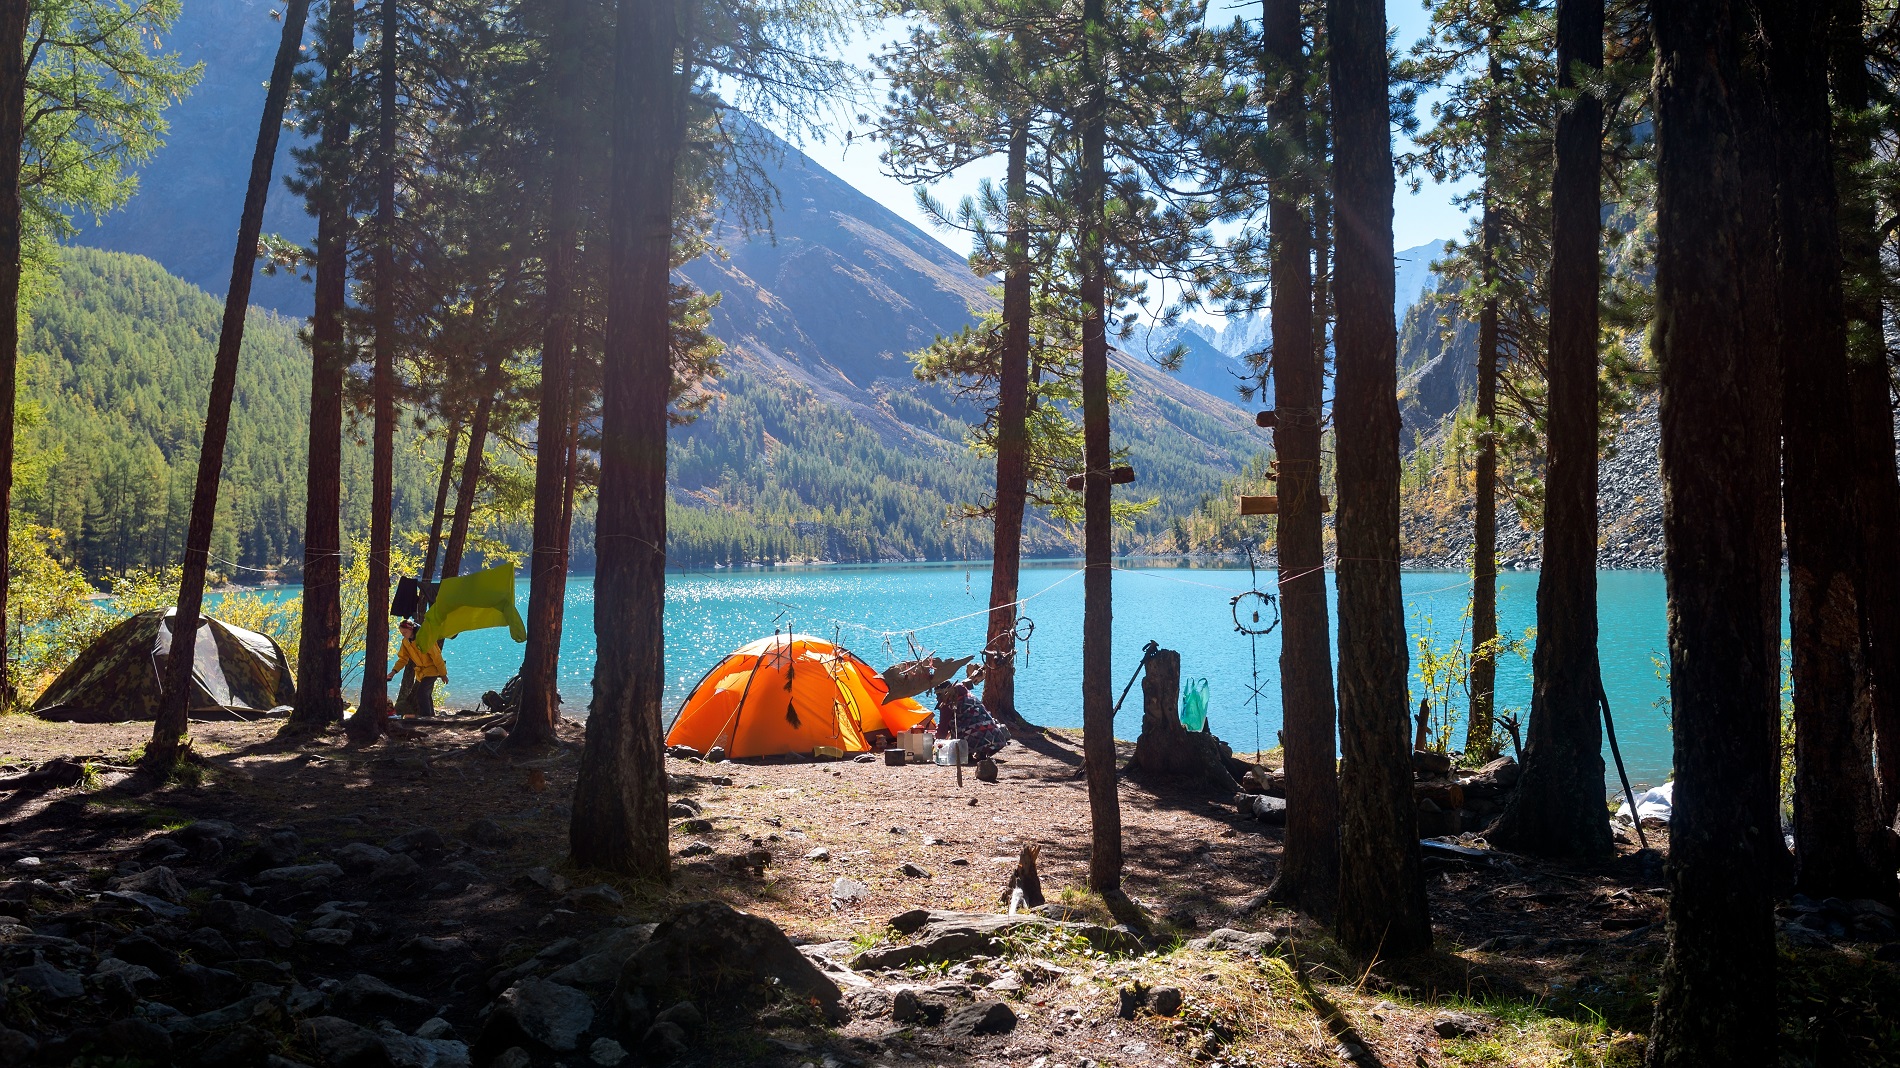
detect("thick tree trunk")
(288, 0), (356, 735)
(149, 0), (312, 765)
(1327, 0), (1429, 960)
(420, 419), (461, 588)
(1764, 0), (1892, 901)
(1488, 0), (1613, 860)
(348, 0), (398, 745)
(442, 355), (502, 581)
(513, 0), (585, 750)
(1261, 0), (1337, 920)
(1468, 75), (1500, 759)
(569, 0), (680, 878)
(1828, 0), (1900, 833)
(1645, 2), (1784, 1062)
(983, 110), (1033, 734)
(1078, 0), (1123, 902)
(0, 0), (27, 708)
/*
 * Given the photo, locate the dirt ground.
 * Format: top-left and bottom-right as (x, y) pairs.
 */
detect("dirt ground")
(2, 711), (1897, 1068)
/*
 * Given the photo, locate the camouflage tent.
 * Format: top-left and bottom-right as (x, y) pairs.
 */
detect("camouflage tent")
(33, 609), (296, 723)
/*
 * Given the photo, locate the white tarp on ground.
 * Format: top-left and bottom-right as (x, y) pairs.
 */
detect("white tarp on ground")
(1615, 781), (1674, 823)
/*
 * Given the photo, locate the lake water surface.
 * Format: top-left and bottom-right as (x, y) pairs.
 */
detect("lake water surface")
(385, 562), (1689, 791)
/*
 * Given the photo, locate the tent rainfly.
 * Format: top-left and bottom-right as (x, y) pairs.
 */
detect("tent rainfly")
(33, 609), (296, 723)
(667, 634), (931, 758)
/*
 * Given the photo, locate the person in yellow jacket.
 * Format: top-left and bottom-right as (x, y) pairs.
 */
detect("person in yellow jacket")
(388, 618), (447, 719)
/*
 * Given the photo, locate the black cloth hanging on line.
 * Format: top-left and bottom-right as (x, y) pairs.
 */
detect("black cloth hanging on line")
(391, 576), (420, 619)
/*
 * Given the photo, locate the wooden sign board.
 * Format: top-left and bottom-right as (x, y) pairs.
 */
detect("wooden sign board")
(1239, 495), (1331, 516)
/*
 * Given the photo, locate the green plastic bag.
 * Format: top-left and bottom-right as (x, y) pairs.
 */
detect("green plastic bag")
(1180, 677), (1210, 732)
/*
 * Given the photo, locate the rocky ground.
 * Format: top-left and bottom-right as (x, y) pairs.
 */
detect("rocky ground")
(2, 711), (1898, 1067)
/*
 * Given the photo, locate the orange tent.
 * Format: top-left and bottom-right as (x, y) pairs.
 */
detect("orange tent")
(667, 634), (933, 758)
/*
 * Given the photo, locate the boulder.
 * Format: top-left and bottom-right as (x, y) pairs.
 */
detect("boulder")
(0, 1026), (38, 1064)
(487, 977), (594, 1052)
(461, 819), (514, 848)
(590, 1036), (629, 1065)
(259, 863), (345, 884)
(111, 865), (185, 903)
(333, 973), (433, 1025)
(332, 843), (393, 872)
(202, 899), (295, 949)
(370, 854), (424, 885)
(298, 1016), (394, 1068)
(546, 925), (656, 987)
(12, 960), (83, 999)
(1150, 986), (1183, 1016)
(612, 900), (843, 1025)
(943, 1001), (1016, 1037)
(1187, 928), (1287, 956)
(385, 828), (446, 855)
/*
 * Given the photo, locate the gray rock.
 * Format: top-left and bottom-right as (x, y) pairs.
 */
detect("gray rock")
(256, 830), (304, 867)
(332, 843), (393, 872)
(334, 973), (432, 1022)
(298, 1015), (393, 1068)
(831, 877), (868, 906)
(666, 799), (702, 818)
(643, 1021), (689, 1061)
(266, 1057), (318, 1068)
(415, 1018), (454, 1040)
(546, 926), (656, 987)
(1187, 928), (1288, 956)
(370, 853), (424, 884)
(674, 818), (713, 835)
(492, 976), (594, 1051)
(140, 836), (189, 861)
(805, 847), (830, 861)
(891, 989), (947, 1024)
(385, 828), (446, 854)
(304, 927), (354, 946)
(13, 960), (84, 999)
(203, 899), (296, 949)
(103, 889), (191, 919)
(375, 1021), (471, 1068)
(943, 1001), (1016, 1036)
(260, 862), (345, 883)
(898, 862), (931, 878)
(462, 819), (514, 847)
(1434, 1015), (1481, 1039)
(518, 866), (570, 893)
(111, 865), (185, 903)
(590, 1037), (629, 1066)
(1150, 986), (1183, 1016)
(198, 1024), (271, 1067)
(489, 1049), (531, 1068)
(613, 900), (844, 1023)
(676, 841), (714, 858)
(653, 1000), (703, 1032)
(179, 819), (241, 844)
(93, 956), (161, 990)
(568, 883), (624, 910)
(0, 1026), (38, 1063)
(167, 994), (281, 1035)
(103, 1017), (173, 1057)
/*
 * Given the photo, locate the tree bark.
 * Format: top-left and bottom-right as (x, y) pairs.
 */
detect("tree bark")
(1828, 0), (1900, 833)
(1468, 41), (1501, 759)
(441, 351), (503, 580)
(1763, 0), (1892, 901)
(420, 419), (461, 588)
(1645, 2), (1784, 1062)
(348, 0), (398, 745)
(1078, 0), (1123, 902)
(514, 0), (586, 750)
(288, 0), (355, 735)
(569, 0), (681, 878)
(1487, 0), (1613, 860)
(149, 0), (313, 765)
(1261, 0), (1337, 920)
(982, 108), (1033, 734)
(1327, 0), (1429, 960)
(0, 0), (28, 708)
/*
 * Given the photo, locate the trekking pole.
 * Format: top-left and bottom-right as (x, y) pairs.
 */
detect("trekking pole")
(1113, 640), (1161, 716)
(1597, 673), (1648, 851)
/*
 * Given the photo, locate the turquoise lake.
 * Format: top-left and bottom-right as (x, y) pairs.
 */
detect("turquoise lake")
(362, 562), (1690, 792)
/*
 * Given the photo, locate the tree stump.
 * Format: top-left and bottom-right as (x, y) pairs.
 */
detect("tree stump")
(1127, 648), (1240, 793)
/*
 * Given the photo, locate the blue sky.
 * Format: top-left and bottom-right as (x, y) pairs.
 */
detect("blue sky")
(788, 0), (1468, 259)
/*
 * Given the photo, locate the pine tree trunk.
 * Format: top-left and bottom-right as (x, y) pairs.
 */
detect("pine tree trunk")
(442, 355), (501, 580)
(1079, 0), (1123, 900)
(1327, 0), (1430, 960)
(1645, 3), (1784, 1062)
(1828, 0), (1900, 833)
(0, 0), (27, 708)
(1468, 53), (1501, 758)
(420, 420), (461, 587)
(288, 0), (355, 735)
(1764, 0), (1891, 901)
(569, 0), (681, 878)
(513, 0), (585, 750)
(149, 0), (313, 765)
(983, 110), (1033, 733)
(348, 0), (398, 745)
(1261, 0), (1337, 920)
(1487, 0), (1612, 860)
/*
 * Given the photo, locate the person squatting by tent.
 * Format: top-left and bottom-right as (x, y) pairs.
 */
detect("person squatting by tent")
(929, 681), (1010, 760)
(389, 619), (447, 718)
